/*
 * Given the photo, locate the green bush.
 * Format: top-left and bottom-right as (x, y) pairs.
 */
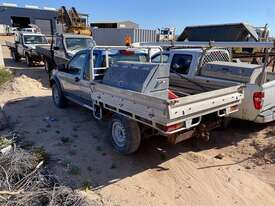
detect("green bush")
(0, 69), (12, 86)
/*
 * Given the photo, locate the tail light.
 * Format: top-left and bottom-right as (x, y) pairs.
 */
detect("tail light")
(157, 123), (184, 133)
(253, 92), (264, 110)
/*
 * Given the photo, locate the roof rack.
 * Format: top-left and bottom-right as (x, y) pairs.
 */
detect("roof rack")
(132, 41), (275, 49)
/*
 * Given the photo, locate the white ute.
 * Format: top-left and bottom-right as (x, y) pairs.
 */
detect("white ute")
(141, 41), (275, 123)
(50, 45), (244, 154)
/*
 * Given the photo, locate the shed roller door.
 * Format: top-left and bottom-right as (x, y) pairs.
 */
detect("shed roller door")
(35, 19), (51, 35)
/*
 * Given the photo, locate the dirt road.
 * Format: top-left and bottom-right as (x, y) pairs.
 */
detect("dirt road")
(1, 42), (275, 206)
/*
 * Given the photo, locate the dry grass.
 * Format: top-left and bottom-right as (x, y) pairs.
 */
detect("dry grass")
(0, 137), (88, 206)
(0, 69), (12, 87)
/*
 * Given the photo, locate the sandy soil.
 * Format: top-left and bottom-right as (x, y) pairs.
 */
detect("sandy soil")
(1, 42), (275, 206)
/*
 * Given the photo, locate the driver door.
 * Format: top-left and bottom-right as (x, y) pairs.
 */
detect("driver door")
(54, 37), (67, 65)
(58, 52), (87, 99)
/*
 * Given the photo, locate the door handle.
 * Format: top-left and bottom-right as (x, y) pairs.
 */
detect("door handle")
(74, 77), (80, 82)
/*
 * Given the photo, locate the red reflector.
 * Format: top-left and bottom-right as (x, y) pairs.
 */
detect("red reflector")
(253, 91), (264, 110)
(119, 50), (135, 55)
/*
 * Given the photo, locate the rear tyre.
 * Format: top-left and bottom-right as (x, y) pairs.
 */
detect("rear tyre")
(11, 50), (20, 62)
(52, 83), (67, 108)
(26, 54), (33, 67)
(109, 114), (141, 155)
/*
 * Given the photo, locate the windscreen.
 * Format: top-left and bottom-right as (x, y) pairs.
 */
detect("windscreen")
(161, 30), (169, 35)
(24, 35), (48, 44)
(109, 53), (148, 63)
(65, 38), (93, 52)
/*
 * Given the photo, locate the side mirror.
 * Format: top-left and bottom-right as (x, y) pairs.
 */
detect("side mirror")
(53, 46), (60, 50)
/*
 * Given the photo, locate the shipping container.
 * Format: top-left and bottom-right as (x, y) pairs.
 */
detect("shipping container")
(92, 28), (157, 46)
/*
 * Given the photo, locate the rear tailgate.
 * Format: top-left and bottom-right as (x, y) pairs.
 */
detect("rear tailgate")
(254, 80), (275, 123)
(262, 80), (275, 111)
(91, 83), (244, 134)
(167, 85), (244, 126)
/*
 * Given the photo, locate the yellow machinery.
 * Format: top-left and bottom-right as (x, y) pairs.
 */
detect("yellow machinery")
(57, 6), (91, 36)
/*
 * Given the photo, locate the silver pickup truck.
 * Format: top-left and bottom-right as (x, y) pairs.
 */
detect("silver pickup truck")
(36, 34), (94, 73)
(148, 41), (275, 123)
(50, 46), (244, 154)
(6, 32), (49, 66)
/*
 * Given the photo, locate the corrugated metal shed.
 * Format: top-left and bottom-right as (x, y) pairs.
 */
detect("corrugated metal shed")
(0, 5), (57, 35)
(92, 28), (157, 46)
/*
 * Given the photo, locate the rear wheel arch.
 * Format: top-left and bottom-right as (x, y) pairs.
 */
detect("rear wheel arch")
(51, 80), (67, 108)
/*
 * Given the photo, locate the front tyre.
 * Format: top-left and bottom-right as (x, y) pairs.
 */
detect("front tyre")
(52, 83), (67, 108)
(110, 114), (141, 155)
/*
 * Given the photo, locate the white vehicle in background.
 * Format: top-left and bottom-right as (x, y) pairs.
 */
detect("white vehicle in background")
(158, 28), (176, 41)
(144, 41), (275, 124)
(21, 28), (37, 33)
(9, 27), (19, 34)
(36, 33), (94, 73)
(6, 32), (49, 66)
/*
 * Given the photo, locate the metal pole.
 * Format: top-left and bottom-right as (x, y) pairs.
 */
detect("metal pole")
(105, 49), (109, 67)
(132, 41), (275, 49)
(260, 49), (271, 85)
(90, 48), (95, 81)
(50, 19), (55, 65)
(0, 43), (4, 68)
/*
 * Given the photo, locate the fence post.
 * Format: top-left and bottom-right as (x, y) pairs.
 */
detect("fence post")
(0, 43), (4, 68)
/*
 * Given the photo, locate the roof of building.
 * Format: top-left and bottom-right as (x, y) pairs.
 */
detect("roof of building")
(0, 4), (89, 16)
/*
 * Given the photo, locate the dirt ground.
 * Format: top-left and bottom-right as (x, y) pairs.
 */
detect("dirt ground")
(1, 38), (275, 206)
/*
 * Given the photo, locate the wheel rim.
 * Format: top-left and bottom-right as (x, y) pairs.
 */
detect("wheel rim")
(112, 121), (127, 148)
(53, 85), (60, 104)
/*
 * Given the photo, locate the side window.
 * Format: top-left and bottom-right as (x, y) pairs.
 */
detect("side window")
(151, 54), (169, 63)
(68, 53), (87, 75)
(170, 54), (192, 75)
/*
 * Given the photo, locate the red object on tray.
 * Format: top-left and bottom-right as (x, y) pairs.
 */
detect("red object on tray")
(168, 90), (178, 99)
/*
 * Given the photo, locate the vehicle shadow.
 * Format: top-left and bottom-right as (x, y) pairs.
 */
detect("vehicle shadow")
(4, 57), (50, 88)
(1, 95), (267, 191)
(191, 119), (267, 152)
